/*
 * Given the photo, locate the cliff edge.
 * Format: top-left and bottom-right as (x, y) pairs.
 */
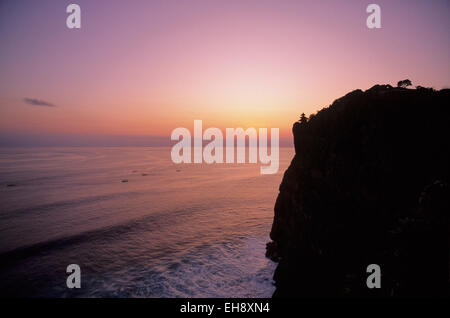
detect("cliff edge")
(266, 84), (450, 297)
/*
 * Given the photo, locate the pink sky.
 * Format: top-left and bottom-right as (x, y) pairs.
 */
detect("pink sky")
(0, 0), (449, 145)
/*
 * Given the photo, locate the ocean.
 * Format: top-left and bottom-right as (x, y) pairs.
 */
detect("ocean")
(0, 147), (293, 297)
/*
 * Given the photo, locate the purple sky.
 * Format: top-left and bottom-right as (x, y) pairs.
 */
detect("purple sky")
(0, 0), (449, 146)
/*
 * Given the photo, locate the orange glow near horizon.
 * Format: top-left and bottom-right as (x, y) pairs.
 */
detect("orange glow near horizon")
(0, 0), (449, 144)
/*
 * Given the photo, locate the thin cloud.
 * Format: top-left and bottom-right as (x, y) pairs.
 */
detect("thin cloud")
(23, 98), (57, 107)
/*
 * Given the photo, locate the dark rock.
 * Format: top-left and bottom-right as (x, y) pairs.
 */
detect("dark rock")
(265, 241), (280, 262)
(267, 85), (450, 297)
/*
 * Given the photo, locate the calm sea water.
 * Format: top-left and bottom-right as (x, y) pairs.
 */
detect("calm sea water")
(0, 147), (293, 297)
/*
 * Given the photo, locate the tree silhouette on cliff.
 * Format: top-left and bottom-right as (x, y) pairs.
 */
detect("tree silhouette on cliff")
(397, 79), (412, 88)
(299, 113), (307, 124)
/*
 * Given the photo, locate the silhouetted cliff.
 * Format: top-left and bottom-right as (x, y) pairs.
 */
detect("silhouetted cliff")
(266, 84), (450, 297)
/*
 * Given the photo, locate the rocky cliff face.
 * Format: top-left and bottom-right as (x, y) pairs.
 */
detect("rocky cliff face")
(266, 85), (450, 297)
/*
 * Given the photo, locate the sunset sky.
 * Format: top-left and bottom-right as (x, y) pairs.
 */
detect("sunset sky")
(0, 0), (449, 146)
